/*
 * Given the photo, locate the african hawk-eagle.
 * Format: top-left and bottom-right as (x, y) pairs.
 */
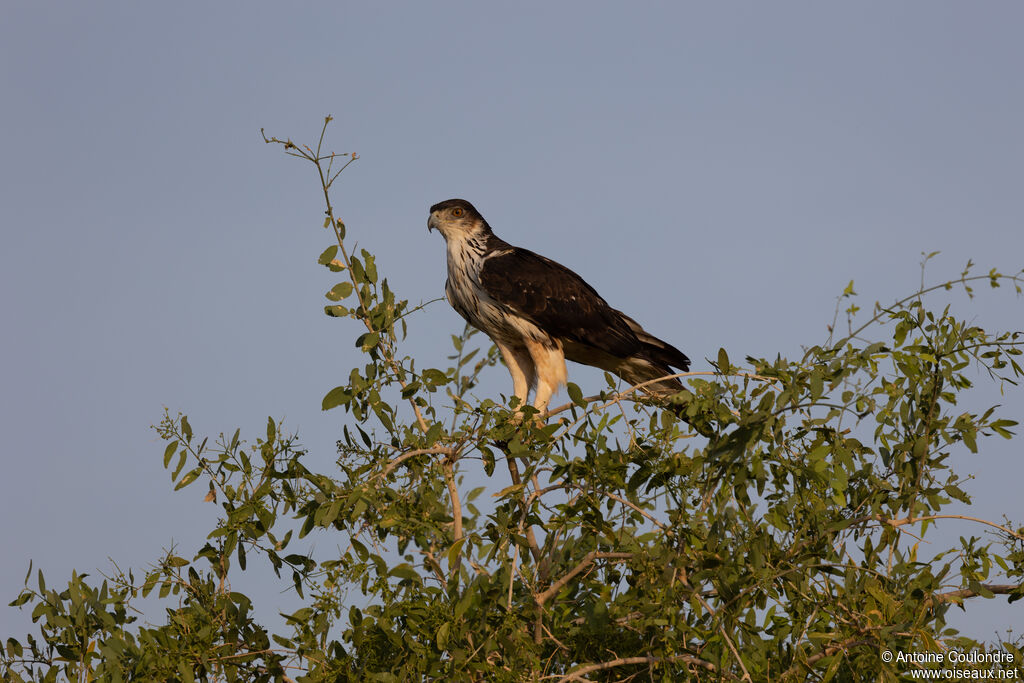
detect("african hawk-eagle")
(428, 198), (690, 414)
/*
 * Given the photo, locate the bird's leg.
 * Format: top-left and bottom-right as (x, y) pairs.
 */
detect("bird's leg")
(532, 381), (558, 415)
(496, 343), (537, 419)
(524, 339), (568, 417)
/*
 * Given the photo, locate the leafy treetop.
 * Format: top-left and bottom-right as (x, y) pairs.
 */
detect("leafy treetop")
(4, 119), (1023, 682)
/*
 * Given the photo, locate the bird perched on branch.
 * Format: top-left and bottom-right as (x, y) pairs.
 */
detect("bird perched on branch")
(428, 198), (690, 414)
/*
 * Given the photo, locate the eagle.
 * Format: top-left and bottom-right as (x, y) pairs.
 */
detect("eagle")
(428, 198), (690, 415)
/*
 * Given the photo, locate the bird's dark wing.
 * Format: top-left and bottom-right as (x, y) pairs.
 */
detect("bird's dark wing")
(479, 247), (641, 358)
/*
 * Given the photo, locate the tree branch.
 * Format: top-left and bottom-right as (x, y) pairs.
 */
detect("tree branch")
(504, 454), (543, 563)
(552, 653), (731, 682)
(442, 458), (464, 578)
(591, 490), (669, 533)
(690, 590), (752, 682)
(933, 583), (1020, 604)
(375, 446), (456, 480)
(782, 637), (876, 679)
(535, 552), (633, 606)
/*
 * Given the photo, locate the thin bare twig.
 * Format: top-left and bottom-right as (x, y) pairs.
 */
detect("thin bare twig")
(852, 513), (1024, 542)
(834, 271), (1024, 351)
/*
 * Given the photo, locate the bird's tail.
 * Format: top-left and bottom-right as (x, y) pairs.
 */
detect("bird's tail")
(615, 310), (690, 374)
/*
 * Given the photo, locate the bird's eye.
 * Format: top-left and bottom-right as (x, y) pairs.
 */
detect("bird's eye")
(451, 207), (464, 217)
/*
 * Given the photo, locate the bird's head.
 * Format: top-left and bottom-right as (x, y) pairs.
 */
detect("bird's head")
(428, 199), (489, 241)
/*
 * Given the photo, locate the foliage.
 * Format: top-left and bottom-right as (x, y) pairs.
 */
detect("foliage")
(5, 119), (1024, 682)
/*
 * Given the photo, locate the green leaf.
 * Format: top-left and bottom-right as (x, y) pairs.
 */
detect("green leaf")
(809, 371), (823, 400)
(163, 441), (178, 468)
(567, 382), (586, 407)
(326, 282), (354, 301)
(8, 593), (32, 608)
(821, 654), (842, 683)
(990, 419), (1017, 438)
(356, 332), (380, 350)
(494, 483), (525, 498)
(287, 607), (315, 624)
(447, 537), (467, 567)
(174, 467), (202, 490)
(6, 637), (24, 658)
(318, 245), (338, 265)
(962, 427), (978, 453)
(322, 498), (344, 527)
(968, 580), (994, 598)
(454, 588), (475, 620)
(350, 256), (365, 283)
(388, 564), (421, 582)
(322, 386), (351, 410)
(435, 622), (450, 650)
(717, 348), (730, 374)
(422, 368), (449, 387)
(363, 252), (378, 283)
(481, 447), (495, 476)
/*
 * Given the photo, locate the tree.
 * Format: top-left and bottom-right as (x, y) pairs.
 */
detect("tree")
(4, 119), (1024, 682)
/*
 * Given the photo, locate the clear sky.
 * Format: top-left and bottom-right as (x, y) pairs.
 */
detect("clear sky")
(2, 3), (1022, 640)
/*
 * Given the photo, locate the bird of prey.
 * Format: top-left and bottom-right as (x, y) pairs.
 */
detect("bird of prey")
(428, 198), (690, 414)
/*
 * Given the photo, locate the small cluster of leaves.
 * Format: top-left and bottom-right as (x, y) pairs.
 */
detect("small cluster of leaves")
(5, 123), (1024, 682)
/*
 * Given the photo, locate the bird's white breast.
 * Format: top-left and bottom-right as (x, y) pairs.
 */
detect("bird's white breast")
(443, 236), (549, 346)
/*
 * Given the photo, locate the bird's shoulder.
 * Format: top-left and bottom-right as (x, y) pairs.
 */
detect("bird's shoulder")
(481, 243), (603, 302)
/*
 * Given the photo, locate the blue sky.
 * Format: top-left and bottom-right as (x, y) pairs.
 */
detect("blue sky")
(2, 3), (1022, 640)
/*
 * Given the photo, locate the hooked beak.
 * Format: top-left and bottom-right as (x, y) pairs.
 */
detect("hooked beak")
(427, 212), (440, 233)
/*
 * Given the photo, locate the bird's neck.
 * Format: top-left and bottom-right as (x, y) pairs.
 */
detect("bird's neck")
(444, 230), (488, 276)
